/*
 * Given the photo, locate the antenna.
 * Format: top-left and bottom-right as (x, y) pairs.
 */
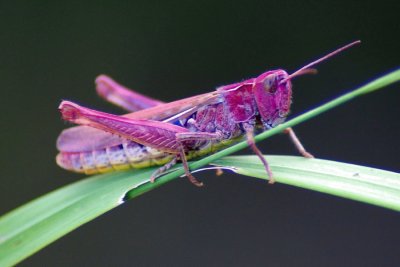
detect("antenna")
(281, 40), (361, 83)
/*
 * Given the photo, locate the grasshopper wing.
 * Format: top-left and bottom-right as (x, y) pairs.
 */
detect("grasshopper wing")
(57, 126), (126, 153)
(57, 91), (221, 153)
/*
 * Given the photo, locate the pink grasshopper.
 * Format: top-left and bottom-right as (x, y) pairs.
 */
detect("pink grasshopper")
(57, 41), (360, 186)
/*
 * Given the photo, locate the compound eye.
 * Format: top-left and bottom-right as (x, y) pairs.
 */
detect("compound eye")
(263, 76), (278, 94)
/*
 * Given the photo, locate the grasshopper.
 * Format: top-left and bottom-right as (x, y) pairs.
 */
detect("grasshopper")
(57, 41), (360, 186)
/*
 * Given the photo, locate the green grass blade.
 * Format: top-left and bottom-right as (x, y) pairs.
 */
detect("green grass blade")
(0, 69), (399, 266)
(212, 156), (400, 211)
(0, 168), (162, 267)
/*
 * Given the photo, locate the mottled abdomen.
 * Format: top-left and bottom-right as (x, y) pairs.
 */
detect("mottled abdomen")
(56, 140), (174, 174)
(57, 135), (243, 175)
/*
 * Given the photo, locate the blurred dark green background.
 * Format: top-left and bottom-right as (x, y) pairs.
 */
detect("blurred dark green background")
(1, 1), (400, 266)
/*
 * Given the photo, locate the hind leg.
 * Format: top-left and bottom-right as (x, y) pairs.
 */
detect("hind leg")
(95, 75), (164, 111)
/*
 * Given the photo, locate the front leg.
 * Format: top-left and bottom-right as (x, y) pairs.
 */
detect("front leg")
(283, 127), (314, 158)
(242, 122), (275, 184)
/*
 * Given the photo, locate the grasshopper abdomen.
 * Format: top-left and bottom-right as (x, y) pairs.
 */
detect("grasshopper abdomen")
(57, 141), (173, 175)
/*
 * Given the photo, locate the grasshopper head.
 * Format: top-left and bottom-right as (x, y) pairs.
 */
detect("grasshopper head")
(252, 41), (361, 129)
(253, 70), (292, 128)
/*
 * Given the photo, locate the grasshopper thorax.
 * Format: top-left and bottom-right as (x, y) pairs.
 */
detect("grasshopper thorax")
(253, 69), (292, 129)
